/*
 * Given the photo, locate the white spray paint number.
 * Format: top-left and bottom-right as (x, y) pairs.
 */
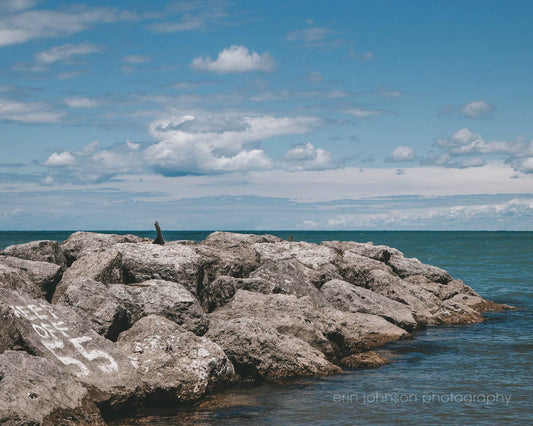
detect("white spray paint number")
(10, 303), (118, 377)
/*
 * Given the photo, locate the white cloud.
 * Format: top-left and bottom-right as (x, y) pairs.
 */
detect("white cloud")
(283, 143), (333, 171)
(64, 97), (100, 108)
(76, 141), (99, 156)
(460, 100), (494, 118)
(191, 45), (276, 74)
(0, 6), (138, 47)
(35, 42), (102, 64)
(0, 97), (64, 123)
(391, 146), (415, 162)
(44, 151), (76, 166)
(323, 198), (533, 230)
(287, 27), (329, 42)
(122, 55), (151, 64)
(342, 107), (383, 118)
(146, 113), (319, 175)
(126, 139), (140, 150)
(431, 129), (533, 172)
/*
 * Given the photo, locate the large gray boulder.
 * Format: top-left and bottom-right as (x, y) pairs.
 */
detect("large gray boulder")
(60, 231), (144, 263)
(208, 290), (408, 363)
(110, 280), (208, 335)
(1, 256), (62, 301)
(251, 241), (341, 287)
(200, 259), (324, 312)
(197, 232), (269, 283)
(322, 240), (402, 263)
(55, 277), (130, 341)
(2, 240), (68, 268)
(365, 269), (485, 326)
(0, 350), (105, 425)
(387, 254), (452, 284)
(115, 243), (203, 293)
(116, 315), (234, 402)
(53, 249), (123, 302)
(0, 289), (141, 413)
(321, 279), (417, 330)
(0, 262), (43, 299)
(206, 317), (341, 381)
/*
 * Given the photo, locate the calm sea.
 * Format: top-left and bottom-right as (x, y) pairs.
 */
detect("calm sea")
(1, 231), (531, 425)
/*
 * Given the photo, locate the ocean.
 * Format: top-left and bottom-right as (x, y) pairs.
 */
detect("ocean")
(1, 231), (531, 425)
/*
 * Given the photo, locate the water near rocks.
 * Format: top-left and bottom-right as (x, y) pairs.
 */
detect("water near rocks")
(1, 231), (531, 425)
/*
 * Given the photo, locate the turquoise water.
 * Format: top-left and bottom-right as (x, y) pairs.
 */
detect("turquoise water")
(1, 231), (531, 425)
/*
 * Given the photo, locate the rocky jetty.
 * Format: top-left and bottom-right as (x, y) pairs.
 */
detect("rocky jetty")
(0, 231), (509, 424)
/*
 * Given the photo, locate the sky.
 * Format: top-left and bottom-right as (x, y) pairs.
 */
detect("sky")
(0, 0), (532, 230)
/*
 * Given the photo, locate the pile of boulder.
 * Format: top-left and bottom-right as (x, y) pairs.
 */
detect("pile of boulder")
(0, 231), (508, 424)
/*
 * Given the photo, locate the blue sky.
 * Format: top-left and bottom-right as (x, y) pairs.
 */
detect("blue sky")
(1, 0), (532, 230)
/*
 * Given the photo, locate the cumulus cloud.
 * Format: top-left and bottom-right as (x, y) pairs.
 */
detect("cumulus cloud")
(282, 143), (333, 171)
(35, 42), (102, 64)
(0, 6), (137, 47)
(146, 113), (318, 175)
(428, 128), (533, 172)
(391, 146), (415, 162)
(191, 45), (276, 74)
(44, 151), (76, 166)
(0, 97), (64, 123)
(64, 97), (100, 108)
(40, 112), (321, 181)
(460, 100), (494, 118)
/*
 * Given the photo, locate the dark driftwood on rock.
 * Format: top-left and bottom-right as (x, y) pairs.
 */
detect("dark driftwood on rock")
(153, 221), (165, 245)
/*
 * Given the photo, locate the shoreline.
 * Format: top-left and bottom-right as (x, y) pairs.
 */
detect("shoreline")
(0, 231), (511, 424)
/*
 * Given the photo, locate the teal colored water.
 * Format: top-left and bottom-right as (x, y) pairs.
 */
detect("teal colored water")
(1, 231), (531, 425)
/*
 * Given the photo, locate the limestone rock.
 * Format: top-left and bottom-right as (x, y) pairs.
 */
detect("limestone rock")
(205, 317), (341, 381)
(53, 249), (123, 302)
(0, 289), (141, 413)
(0, 262), (43, 299)
(61, 231), (143, 263)
(0, 350), (105, 425)
(110, 280), (208, 335)
(55, 277), (130, 341)
(339, 351), (390, 369)
(116, 315), (234, 402)
(208, 290), (408, 363)
(321, 279), (417, 330)
(3, 240), (68, 268)
(387, 254), (452, 284)
(1, 256), (62, 301)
